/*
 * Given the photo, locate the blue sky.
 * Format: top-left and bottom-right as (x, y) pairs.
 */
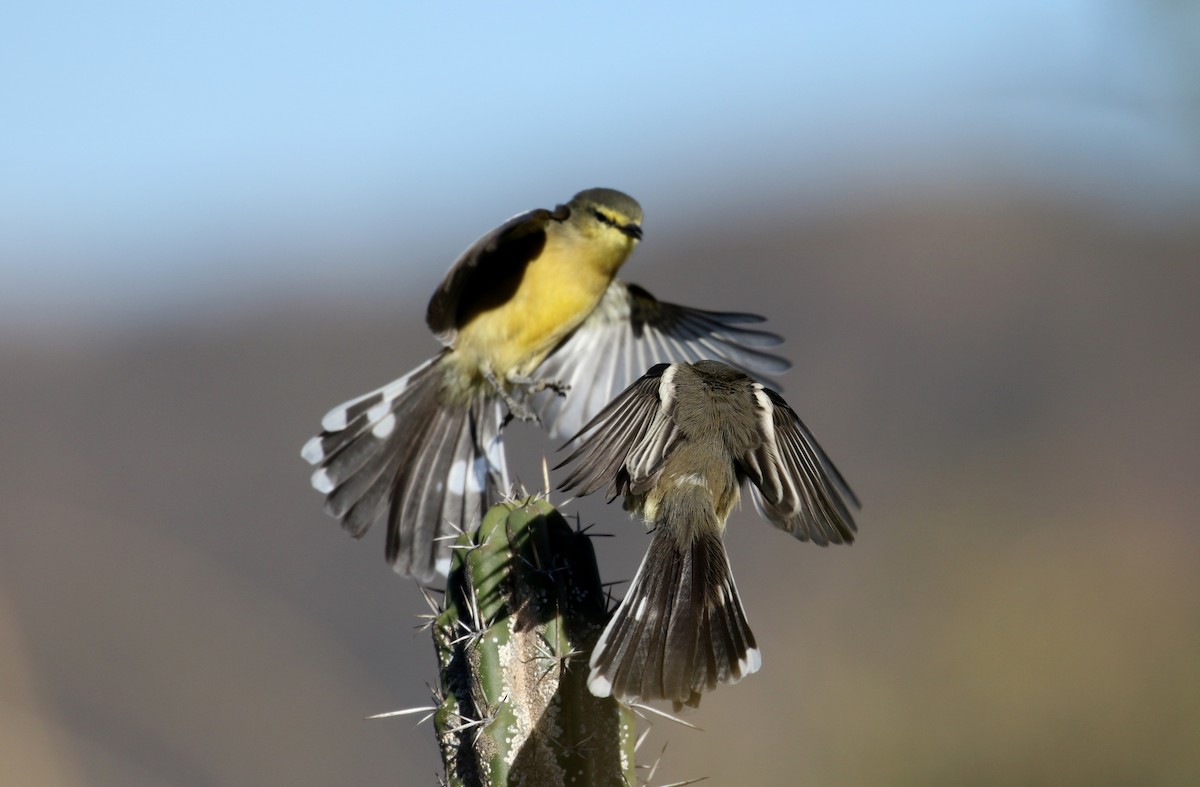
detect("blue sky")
(3, 1), (1198, 323)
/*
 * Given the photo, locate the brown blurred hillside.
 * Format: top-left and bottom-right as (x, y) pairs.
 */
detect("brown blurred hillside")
(2, 189), (1199, 785)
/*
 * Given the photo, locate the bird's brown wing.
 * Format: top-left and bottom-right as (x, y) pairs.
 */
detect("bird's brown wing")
(555, 362), (684, 501)
(740, 383), (859, 545)
(425, 204), (569, 346)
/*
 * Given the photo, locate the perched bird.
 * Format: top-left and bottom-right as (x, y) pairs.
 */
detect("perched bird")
(557, 360), (859, 708)
(301, 188), (790, 581)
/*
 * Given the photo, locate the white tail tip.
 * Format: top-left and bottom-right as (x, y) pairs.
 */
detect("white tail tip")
(311, 468), (335, 494)
(738, 648), (762, 679)
(300, 436), (325, 464)
(587, 671), (613, 698)
(321, 409), (350, 432)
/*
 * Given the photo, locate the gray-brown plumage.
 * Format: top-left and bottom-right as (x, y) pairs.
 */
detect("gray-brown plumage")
(302, 189), (790, 582)
(557, 360), (859, 708)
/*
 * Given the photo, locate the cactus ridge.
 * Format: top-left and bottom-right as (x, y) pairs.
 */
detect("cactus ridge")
(432, 496), (637, 786)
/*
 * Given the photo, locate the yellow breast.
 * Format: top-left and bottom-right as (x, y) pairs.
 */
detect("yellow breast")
(450, 224), (631, 385)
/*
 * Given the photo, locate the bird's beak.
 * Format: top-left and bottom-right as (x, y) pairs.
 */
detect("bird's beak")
(621, 223), (644, 241)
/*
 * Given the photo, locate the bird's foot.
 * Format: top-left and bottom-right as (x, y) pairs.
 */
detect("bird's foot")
(483, 367), (544, 429)
(508, 374), (571, 398)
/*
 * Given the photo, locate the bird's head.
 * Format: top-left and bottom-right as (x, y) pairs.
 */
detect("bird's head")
(567, 187), (644, 246)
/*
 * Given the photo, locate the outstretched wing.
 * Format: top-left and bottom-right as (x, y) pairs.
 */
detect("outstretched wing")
(425, 203), (570, 346)
(555, 363), (683, 501)
(535, 281), (791, 438)
(740, 383), (860, 545)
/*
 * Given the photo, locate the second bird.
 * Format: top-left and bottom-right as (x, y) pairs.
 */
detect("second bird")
(302, 188), (790, 580)
(557, 360), (859, 708)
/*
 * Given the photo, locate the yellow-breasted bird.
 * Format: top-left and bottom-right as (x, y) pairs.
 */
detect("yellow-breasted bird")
(557, 360), (859, 708)
(302, 189), (790, 581)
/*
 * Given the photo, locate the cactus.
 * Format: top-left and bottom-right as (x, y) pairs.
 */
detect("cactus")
(432, 496), (637, 787)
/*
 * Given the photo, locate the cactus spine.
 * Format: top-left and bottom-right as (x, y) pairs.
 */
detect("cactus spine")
(432, 496), (637, 786)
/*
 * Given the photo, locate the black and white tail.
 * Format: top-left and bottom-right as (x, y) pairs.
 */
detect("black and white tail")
(588, 519), (760, 709)
(300, 354), (509, 581)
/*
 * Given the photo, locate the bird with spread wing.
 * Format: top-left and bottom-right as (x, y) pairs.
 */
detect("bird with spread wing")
(302, 189), (789, 581)
(557, 360), (859, 708)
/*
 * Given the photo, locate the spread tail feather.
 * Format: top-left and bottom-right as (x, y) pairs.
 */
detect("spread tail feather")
(588, 522), (759, 709)
(301, 355), (509, 581)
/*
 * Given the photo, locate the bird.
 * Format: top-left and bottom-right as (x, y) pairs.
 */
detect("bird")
(301, 188), (791, 581)
(556, 359), (859, 708)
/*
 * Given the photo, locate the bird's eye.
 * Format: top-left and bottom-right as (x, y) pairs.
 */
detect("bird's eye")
(591, 209), (614, 227)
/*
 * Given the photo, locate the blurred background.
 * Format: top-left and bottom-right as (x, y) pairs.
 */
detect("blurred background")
(3, 2), (1199, 784)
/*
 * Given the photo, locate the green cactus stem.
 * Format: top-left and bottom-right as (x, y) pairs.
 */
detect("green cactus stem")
(432, 496), (637, 787)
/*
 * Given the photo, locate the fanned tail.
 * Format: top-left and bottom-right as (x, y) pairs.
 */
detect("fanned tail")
(589, 504), (760, 709)
(301, 354), (509, 580)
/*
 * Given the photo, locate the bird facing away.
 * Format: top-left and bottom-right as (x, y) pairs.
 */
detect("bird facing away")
(302, 189), (792, 581)
(557, 360), (859, 708)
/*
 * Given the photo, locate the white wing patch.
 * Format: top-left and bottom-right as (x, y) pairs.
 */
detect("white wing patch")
(622, 363), (679, 485)
(751, 383), (792, 511)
